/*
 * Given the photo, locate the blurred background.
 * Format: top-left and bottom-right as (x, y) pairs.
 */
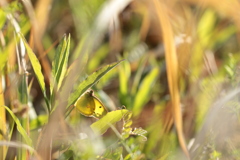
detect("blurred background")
(1, 0), (240, 159)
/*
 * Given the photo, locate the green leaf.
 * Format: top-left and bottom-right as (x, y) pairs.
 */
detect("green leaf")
(119, 60), (130, 96)
(198, 9), (216, 47)
(51, 34), (71, 92)
(131, 56), (148, 95)
(133, 67), (159, 116)
(19, 34), (46, 98)
(67, 60), (124, 107)
(91, 109), (129, 135)
(131, 128), (147, 141)
(95, 68), (118, 89)
(119, 60), (131, 106)
(19, 33), (49, 111)
(18, 75), (28, 104)
(52, 36), (67, 76)
(3, 106), (32, 146)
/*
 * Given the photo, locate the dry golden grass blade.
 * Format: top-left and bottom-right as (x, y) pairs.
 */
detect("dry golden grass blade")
(0, 74), (7, 160)
(152, 0), (189, 158)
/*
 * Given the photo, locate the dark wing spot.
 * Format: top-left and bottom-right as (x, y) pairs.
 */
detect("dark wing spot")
(99, 106), (102, 108)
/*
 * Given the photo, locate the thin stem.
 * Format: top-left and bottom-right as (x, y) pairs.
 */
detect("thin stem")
(109, 124), (132, 155)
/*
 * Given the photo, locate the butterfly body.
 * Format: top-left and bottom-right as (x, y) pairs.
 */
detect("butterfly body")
(74, 90), (108, 118)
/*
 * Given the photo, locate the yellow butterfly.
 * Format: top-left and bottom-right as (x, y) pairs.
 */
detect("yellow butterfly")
(74, 90), (108, 119)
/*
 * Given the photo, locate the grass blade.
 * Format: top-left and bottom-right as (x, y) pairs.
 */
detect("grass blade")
(131, 55), (148, 95)
(118, 60), (131, 106)
(51, 34), (71, 92)
(3, 106), (32, 147)
(19, 33), (49, 111)
(91, 109), (129, 135)
(152, 0), (189, 158)
(133, 67), (159, 116)
(67, 60), (124, 107)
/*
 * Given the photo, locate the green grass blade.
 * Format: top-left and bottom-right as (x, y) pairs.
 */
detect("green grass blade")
(91, 109), (129, 135)
(131, 55), (148, 95)
(56, 35), (71, 90)
(119, 60), (130, 96)
(67, 60), (124, 107)
(198, 9), (216, 47)
(52, 35), (67, 77)
(51, 34), (71, 92)
(18, 75), (28, 159)
(19, 33), (46, 96)
(18, 75), (28, 104)
(118, 60), (131, 106)
(133, 67), (159, 116)
(19, 33), (49, 111)
(3, 106), (32, 147)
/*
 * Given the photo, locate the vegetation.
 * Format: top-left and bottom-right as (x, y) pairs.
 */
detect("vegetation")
(1, 0), (240, 159)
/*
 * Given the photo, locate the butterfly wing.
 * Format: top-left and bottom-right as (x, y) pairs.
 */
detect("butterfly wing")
(92, 96), (108, 118)
(75, 92), (95, 117)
